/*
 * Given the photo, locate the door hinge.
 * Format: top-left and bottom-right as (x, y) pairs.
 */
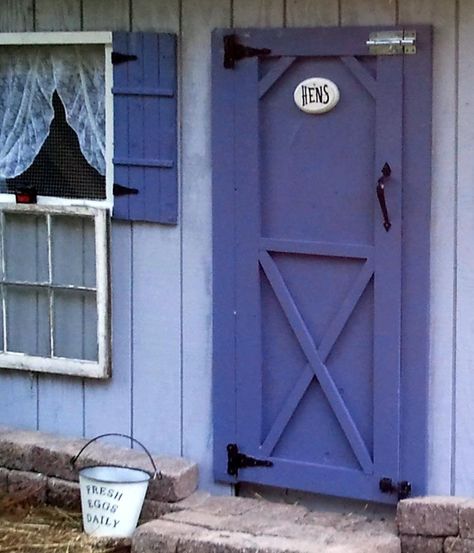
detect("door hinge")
(379, 477), (412, 500)
(223, 34), (271, 69)
(112, 52), (138, 65)
(226, 443), (273, 476)
(366, 30), (416, 55)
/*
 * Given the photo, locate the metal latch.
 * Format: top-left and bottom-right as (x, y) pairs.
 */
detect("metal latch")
(366, 30), (416, 55)
(226, 443), (273, 476)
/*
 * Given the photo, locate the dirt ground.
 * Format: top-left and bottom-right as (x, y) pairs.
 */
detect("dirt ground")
(0, 492), (130, 553)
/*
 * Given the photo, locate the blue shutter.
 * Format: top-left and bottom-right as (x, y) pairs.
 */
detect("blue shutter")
(112, 32), (177, 224)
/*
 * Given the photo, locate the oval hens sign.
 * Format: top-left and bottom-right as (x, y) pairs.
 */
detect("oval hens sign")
(293, 78), (340, 114)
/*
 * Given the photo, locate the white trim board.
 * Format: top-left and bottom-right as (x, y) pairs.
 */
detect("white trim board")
(0, 32), (112, 45)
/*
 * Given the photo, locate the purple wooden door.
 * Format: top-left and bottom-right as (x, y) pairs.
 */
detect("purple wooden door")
(213, 27), (432, 503)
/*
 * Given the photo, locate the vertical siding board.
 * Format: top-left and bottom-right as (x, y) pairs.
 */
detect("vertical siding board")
(455, 0), (474, 496)
(83, 10), (132, 441)
(82, 0), (130, 31)
(0, 1), (34, 31)
(35, 0), (81, 31)
(181, 0), (231, 492)
(85, 222), (133, 439)
(129, 1), (182, 456)
(286, 0), (339, 26)
(233, 0), (284, 27)
(34, 3), (85, 438)
(131, 220), (182, 455)
(0, 370), (37, 429)
(0, 2), (37, 431)
(399, 0), (456, 496)
(340, 0), (396, 25)
(132, 0), (179, 32)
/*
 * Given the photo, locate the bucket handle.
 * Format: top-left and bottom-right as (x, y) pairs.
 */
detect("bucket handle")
(70, 433), (162, 480)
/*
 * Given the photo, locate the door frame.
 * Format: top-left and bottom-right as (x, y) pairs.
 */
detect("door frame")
(212, 26), (432, 502)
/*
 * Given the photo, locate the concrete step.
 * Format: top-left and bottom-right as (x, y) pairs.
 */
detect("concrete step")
(0, 426), (198, 503)
(133, 494), (401, 553)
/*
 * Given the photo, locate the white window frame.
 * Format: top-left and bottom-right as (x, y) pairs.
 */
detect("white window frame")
(0, 32), (114, 378)
(0, 204), (110, 378)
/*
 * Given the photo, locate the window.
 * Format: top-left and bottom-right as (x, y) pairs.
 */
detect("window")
(0, 33), (113, 378)
(0, 31), (178, 378)
(0, 205), (109, 377)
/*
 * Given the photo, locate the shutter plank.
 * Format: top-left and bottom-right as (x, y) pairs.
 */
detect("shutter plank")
(112, 32), (177, 223)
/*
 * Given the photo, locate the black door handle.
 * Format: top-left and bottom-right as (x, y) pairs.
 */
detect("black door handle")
(376, 163), (392, 232)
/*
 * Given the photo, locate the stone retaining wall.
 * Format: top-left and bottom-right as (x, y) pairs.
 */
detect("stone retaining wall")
(0, 426), (199, 521)
(398, 497), (474, 553)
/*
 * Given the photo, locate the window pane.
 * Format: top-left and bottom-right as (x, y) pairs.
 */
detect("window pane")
(53, 289), (97, 361)
(4, 213), (48, 282)
(6, 285), (50, 356)
(51, 215), (96, 287)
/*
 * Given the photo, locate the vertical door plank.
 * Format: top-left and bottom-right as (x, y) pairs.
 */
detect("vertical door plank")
(399, 0), (456, 496)
(398, 25), (432, 498)
(132, 0), (179, 32)
(372, 56), (403, 480)
(0, 2), (38, 431)
(233, 0), (284, 27)
(233, 0), (285, 478)
(455, 0), (474, 496)
(33, 1), (83, 439)
(130, 2), (182, 457)
(340, 0), (396, 25)
(35, 0), (81, 31)
(0, 1), (34, 31)
(82, 5), (132, 441)
(286, 0), (339, 26)
(82, 0), (130, 30)
(181, 0), (231, 493)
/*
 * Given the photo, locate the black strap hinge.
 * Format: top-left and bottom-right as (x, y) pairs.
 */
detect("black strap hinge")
(223, 34), (271, 69)
(379, 477), (412, 500)
(113, 183), (139, 196)
(112, 52), (138, 65)
(226, 443), (273, 476)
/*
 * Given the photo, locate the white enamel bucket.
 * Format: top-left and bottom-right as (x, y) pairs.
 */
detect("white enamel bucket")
(71, 433), (160, 538)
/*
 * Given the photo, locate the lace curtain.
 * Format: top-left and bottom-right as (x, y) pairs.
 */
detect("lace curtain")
(0, 44), (105, 179)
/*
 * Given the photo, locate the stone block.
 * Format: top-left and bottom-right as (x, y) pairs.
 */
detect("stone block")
(400, 535), (444, 553)
(139, 499), (181, 523)
(46, 477), (82, 510)
(0, 467), (9, 493)
(32, 435), (88, 481)
(132, 520), (182, 553)
(397, 497), (467, 536)
(132, 518), (400, 553)
(459, 501), (474, 539)
(7, 469), (47, 505)
(0, 428), (38, 471)
(445, 537), (474, 553)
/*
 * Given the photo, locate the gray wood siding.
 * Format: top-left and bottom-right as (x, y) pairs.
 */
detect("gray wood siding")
(0, 0), (468, 498)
